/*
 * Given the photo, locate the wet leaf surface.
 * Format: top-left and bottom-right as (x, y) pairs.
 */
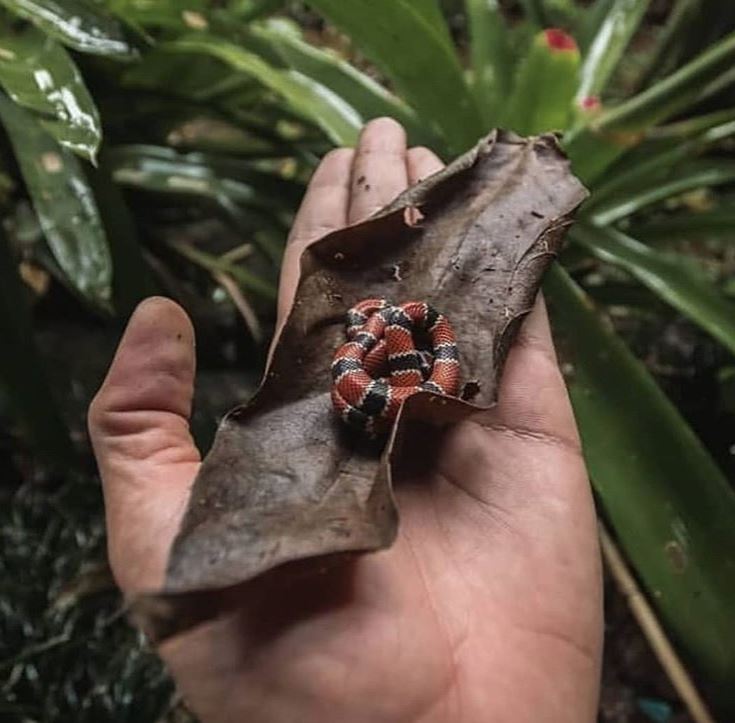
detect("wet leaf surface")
(0, 24), (101, 161)
(0, 93), (112, 307)
(0, 0), (139, 58)
(148, 130), (587, 619)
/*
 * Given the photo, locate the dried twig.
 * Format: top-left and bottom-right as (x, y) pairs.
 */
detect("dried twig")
(213, 270), (263, 344)
(599, 522), (717, 723)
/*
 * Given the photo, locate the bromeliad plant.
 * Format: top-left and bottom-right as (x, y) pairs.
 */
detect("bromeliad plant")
(1, 0), (735, 712)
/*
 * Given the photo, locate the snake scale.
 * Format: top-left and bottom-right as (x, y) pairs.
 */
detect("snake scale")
(331, 299), (461, 435)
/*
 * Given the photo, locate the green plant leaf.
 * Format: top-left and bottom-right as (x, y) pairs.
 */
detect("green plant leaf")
(546, 264), (735, 704)
(108, 143), (304, 209)
(0, 94), (112, 307)
(589, 160), (735, 224)
(518, 0), (547, 26)
(566, 30), (735, 183)
(164, 35), (361, 146)
(108, 0), (207, 30)
(570, 223), (735, 356)
(0, 24), (101, 161)
(575, 0), (648, 107)
(577, 0), (615, 50)
(652, 106), (735, 139)
(504, 29), (580, 135)
(305, 0), (482, 156)
(229, 0), (286, 22)
(0, 224), (74, 465)
(0, 0), (138, 57)
(251, 19), (435, 146)
(595, 29), (735, 132)
(634, 0), (701, 89)
(106, 144), (296, 271)
(465, 0), (513, 125)
(86, 154), (158, 317)
(632, 209), (735, 243)
(585, 119), (735, 209)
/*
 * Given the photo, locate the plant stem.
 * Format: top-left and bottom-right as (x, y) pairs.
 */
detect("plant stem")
(599, 523), (717, 723)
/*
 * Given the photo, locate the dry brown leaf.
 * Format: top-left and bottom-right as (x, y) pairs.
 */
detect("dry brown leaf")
(136, 131), (587, 634)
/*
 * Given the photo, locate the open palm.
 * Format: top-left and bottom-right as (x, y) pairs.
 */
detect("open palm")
(89, 118), (602, 723)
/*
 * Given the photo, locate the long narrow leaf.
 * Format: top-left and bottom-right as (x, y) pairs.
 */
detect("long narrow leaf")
(652, 106), (735, 139)
(586, 119), (735, 208)
(518, 0), (547, 26)
(634, 0), (701, 89)
(0, 0), (137, 57)
(577, 0), (615, 50)
(231, 0), (286, 22)
(108, 0), (207, 30)
(589, 160), (735, 224)
(87, 156), (158, 317)
(305, 0), (482, 156)
(465, 0), (512, 125)
(595, 29), (735, 132)
(546, 264), (735, 704)
(567, 30), (735, 183)
(571, 223), (735, 356)
(575, 0), (649, 106)
(633, 209), (735, 244)
(0, 24), (101, 161)
(251, 20), (434, 146)
(107, 144), (291, 269)
(0, 94), (112, 307)
(0, 225), (74, 465)
(164, 35), (361, 146)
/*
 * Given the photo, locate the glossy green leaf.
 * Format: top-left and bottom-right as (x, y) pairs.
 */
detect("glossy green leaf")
(633, 209), (735, 244)
(575, 0), (648, 106)
(0, 0), (137, 57)
(546, 264), (735, 704)
(589, 160), (735, 224)
(251, 19), (434, 146)
(0, 94), (112, 307)
(0, 224), (74, 465)
(0, 25), (101, 161)
(305, 0), (482, 156)
(164, 35), (361, 146)
(571, 223), (735, 356)
(504, 29), (580, 134)
(465, 0), (513, 125)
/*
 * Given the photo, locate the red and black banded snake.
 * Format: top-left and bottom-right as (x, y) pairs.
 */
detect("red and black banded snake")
(331, 299), (461, 435)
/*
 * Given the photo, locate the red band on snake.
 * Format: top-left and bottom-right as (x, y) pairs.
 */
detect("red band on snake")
(331, 299), (461, 435)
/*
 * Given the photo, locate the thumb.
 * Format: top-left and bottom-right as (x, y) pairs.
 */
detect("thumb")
(88, 297), (200, 593)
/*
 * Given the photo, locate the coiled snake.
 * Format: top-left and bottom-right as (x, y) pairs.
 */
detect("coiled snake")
(331, 299), (460, 435)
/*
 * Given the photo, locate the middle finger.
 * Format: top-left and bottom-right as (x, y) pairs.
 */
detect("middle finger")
(348, 117), (409, 224)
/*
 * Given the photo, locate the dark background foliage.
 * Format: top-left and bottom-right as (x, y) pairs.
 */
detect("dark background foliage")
(2, 1), (735, 721)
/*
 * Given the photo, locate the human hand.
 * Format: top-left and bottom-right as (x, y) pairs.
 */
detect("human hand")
(89, 118), (603, 723)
